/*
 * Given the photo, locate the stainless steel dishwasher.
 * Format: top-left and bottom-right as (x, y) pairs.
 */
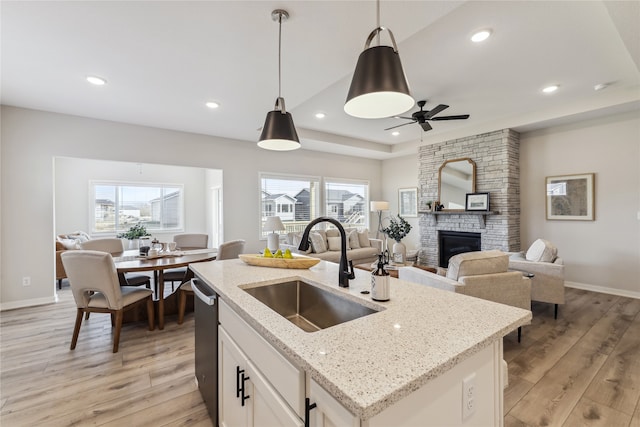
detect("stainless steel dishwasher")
(192, 277), (218, 424)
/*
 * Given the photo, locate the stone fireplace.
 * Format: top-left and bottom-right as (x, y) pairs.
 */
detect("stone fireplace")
(418, 129), (520, 267)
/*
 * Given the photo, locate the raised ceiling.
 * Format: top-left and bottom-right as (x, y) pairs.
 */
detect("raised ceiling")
(2, 1), (639, 159)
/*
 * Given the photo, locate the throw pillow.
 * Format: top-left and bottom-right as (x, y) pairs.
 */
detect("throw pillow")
(57, 237), (81, 250)
(291, 232), (312, 254)
(348, 230), (360, 249)
(525, 239), (557, 263)
(327, 236), (342, 251)
(357, 229), (371, 247)
(309, 232), (327, 254)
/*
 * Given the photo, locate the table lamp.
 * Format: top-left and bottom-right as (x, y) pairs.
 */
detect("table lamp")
(370, 201), (389, 239)
(264, 216), (285, 252)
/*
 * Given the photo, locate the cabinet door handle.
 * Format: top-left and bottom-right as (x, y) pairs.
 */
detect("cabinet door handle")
(236, 366), (244, 398)
(305, 397), (317, 427)
(241, 372), (251, 406)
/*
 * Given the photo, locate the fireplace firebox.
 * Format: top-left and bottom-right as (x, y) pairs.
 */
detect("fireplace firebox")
(438, 231), (481, 267)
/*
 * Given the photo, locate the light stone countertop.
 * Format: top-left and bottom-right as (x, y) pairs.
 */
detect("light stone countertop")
(190, 258), (531, 420)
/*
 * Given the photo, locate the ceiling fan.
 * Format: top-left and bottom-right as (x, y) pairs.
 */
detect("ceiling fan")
(385, 100), (470, 132)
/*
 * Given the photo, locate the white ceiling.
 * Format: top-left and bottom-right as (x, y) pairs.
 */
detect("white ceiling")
(2, 1), (639, 160)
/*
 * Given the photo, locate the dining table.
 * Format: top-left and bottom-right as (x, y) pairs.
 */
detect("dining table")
(113, 249), (217, 329)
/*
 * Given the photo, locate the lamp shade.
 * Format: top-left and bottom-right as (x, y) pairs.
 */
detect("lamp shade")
(258, 109), (300, 151)
(345, 45), (414, 119)
(263, 216), (285, 232)
(370, 201), (390, 212)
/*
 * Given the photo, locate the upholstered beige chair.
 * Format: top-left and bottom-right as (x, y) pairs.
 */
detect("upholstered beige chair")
(61, 250), (154, 353)
(508, 239), (565, 318)
(399, 250), (531, 341)
(177, 239), (245, 324)
(163, 233), (209, 290)
(80, 238), (151, 289)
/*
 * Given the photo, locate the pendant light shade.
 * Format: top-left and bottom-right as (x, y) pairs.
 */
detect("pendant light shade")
(258, 98), (300, 151)
(258, 9), (300, 151)
(345, 2), (414, 119)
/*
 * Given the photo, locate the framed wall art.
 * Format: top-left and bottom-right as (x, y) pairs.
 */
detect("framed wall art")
(546, 173), (594, 220)
(398, 187), (418, 217)
(465, 192), (490, 212)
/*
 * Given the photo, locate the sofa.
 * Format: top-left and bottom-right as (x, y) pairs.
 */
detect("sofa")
(281, 228), (383, 265)
(399, 250), (531, 341)
(508, 238), (565, 318)
(55, 231), (92, 289)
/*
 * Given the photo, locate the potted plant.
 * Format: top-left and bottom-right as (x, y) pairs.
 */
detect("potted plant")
(117, 224), (151, 249)
(383, 215), (412, 264)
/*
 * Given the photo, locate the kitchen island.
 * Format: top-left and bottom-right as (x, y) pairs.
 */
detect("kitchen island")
(190, 258), (531, 426)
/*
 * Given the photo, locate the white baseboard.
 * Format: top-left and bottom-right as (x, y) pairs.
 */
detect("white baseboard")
(565, 281), (640, 300)
(0, 295), (57, 311)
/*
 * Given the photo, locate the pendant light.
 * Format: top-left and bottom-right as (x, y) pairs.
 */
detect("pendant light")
(345, 0), (414, 119)
(258, 9), (300, 151)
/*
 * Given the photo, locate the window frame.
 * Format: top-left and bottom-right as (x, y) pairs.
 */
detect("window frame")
(258, 172), (370, 241)
(90, 180), (185, 235)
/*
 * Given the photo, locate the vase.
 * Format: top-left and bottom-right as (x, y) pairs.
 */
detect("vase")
(392, 240), (406, 264)
(127, 238), (140, 250)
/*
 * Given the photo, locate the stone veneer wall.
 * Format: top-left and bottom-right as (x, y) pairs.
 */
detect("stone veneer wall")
(417, 129), (521, 267)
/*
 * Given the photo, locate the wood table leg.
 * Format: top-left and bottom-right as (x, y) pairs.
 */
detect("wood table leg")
(158, 270), (165, 330)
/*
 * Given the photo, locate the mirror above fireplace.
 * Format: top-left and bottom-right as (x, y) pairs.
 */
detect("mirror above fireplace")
(438, 158), (476, 211)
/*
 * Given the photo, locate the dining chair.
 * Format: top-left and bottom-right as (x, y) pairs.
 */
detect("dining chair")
(80, 238), (151, 289)
(177, 239), (245, 324)
(163, 233), (209, 291)
(61, 250), (154, 353)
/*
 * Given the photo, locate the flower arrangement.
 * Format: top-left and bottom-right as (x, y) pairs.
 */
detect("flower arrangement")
(383, 215), (412, 242)
(117, 224), (151, 240)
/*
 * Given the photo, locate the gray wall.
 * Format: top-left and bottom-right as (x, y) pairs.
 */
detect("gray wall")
(383, 112), (640, 297)
(1, 106), (383, 309)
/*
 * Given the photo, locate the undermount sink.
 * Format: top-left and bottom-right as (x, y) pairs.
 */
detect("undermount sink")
(242, 280), (379, 332)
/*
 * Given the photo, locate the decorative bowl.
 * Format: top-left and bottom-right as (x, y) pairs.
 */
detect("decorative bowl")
(238, 254), (321, 269)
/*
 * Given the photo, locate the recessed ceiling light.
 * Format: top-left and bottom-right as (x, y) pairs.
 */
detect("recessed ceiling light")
(471, 29), (492, 43)
(542, 85), (559, 94)
(315, 112), (326, 119)
(392, 131), (400, 136)
(86, 75), (106, 86)
(205, 101), (220, 109)
(594, 83), (609, 91)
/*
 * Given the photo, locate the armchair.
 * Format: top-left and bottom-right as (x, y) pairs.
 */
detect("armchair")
(399, 250), (531, 341)
(508, 239), (565, 318)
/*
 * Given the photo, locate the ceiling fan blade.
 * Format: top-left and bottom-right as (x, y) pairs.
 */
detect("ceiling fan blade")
(420, 122), (433, 132)
(430, 114), (470, 121)
(384, 121), (415, 131)
(424, 104), (449, 119)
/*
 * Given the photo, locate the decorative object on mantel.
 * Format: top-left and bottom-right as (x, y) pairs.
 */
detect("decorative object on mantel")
(370, 201), (390, 239)
(465, 192), (490, 212)
(258, 9), (300, 151)
(398, 187), (418, 217)
(438, 157), (476, 211)
(383, 214), (412, 264)
(546, 173), (594, 220)
(344, 0), (414, 119)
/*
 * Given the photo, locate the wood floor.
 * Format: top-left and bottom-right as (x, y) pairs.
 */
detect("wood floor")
(1, 286), (638, 426)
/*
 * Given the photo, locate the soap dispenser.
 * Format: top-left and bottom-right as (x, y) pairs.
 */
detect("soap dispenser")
(371, 254), (390, 301)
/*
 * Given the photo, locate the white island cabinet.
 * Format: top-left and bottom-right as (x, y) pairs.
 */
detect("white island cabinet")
(190, 259), (530, 426)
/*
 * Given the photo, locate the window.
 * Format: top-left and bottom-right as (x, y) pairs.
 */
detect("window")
(91, 182), (184, 234)
(260, 173), (320, 238)
(325, 179), (368, 228)
(259, 173), (369, 239)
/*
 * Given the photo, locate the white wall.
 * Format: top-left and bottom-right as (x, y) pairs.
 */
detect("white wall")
(54, 157), (217, 242)
(381, 156), (420, 251)
(382, 112), (640, 297)
(1, 106), (382, 308)
(519, 112), (640, 297)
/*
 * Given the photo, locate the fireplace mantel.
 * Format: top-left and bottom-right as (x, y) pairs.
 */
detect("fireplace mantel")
(419, 211), (499, 229)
